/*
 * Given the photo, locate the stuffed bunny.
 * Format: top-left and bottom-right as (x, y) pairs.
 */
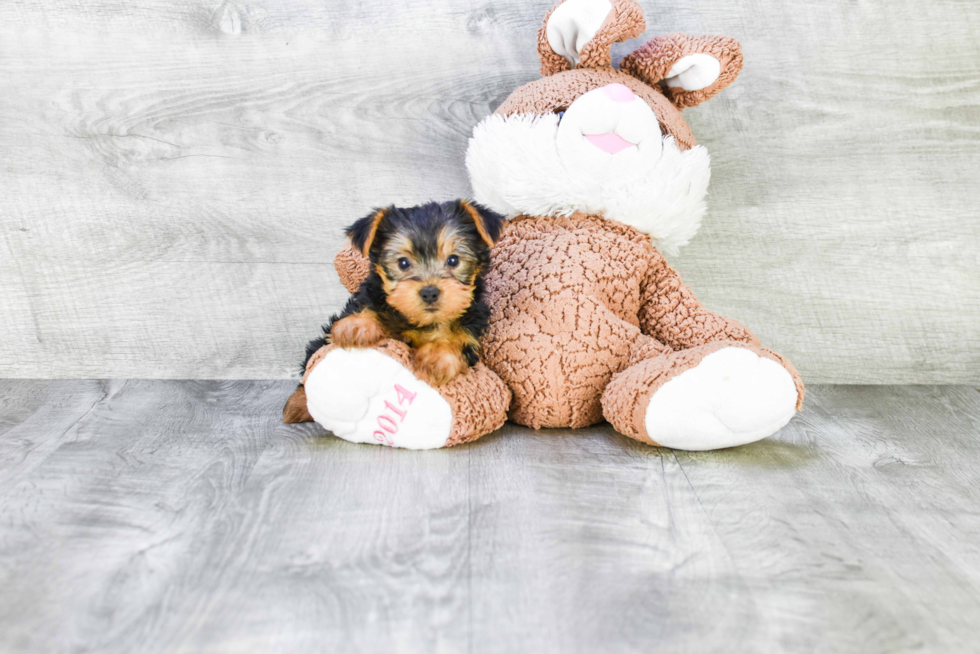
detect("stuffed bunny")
(299, 0), (804, 450)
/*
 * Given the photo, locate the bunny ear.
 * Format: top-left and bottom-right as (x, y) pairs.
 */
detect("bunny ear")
(537, 0), (646, 76)
(621, 34), (743, 108)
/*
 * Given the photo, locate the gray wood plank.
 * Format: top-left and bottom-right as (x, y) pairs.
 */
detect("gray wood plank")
(0, 380), (289, 654)
(1, 0), (978, 382)
(0, 380), (109, 492)
(0, 381), (979, 652)
(464, 424), (755, 654)
(671, 385), (980, 653)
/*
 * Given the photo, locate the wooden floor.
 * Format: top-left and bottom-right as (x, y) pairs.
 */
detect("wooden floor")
(1, 381), (978, 653)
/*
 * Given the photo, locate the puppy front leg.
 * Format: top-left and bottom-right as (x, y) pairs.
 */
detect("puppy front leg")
(331, 310), (387, 348)
(415, 341), (468, 387)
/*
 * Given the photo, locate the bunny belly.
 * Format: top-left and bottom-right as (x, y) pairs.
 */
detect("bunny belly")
(484, 289), (644, 429)
(481, 213), (658, 429)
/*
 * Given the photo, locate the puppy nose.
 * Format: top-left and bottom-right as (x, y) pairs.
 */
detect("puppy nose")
(419, 285), (441, 304)
(603, 83), (635, 103)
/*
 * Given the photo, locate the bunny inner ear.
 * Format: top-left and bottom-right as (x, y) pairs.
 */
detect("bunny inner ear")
(663, 54), (722, 91)
(546, 0), (613, 67)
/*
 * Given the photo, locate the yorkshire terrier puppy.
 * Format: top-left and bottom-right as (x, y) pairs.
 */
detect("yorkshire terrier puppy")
(283, 200), (503, 423)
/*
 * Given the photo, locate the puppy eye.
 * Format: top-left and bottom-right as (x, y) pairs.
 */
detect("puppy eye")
(557, 110), (566, 123)
(397, 257), (411, 271)
(446, 255), (460, 268)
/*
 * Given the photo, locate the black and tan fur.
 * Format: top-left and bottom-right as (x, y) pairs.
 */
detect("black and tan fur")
(283, 200), (503, 423)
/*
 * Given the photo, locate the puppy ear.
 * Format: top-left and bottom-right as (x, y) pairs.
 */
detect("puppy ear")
(621, 34), (743, 109)
(345, 207), (389, 257)
(538, 0), (645, 76)
(458, 200), (505, 248)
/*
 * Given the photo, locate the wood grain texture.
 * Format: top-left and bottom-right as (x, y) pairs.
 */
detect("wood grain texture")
(0, 381), (978, 652)
(0, 0), (978, 381)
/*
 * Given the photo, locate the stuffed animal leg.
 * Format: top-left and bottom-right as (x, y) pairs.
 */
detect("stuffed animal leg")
(301, 339), (511, 449)
(600, 254), (804, 450)
(601, 342), (803, 450)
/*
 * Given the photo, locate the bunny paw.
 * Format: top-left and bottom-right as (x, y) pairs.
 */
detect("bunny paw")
(643, 346), (799, 450)
(303, 348), (453, 449)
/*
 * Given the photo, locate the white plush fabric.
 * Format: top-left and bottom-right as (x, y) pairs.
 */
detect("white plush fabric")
(546, 0), (613, 67)
(466, 97), (712, 256)
(304, 348), (452, 450)
(665, 54), (722, 91)
(555, 85), (664, 181)
(643, 347), (799, 450)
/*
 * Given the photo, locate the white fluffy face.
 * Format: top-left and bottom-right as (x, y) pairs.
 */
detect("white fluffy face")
(466, 84), (712, 255)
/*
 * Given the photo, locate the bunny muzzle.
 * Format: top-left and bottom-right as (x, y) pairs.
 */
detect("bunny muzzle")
(555, 82), (663, 183)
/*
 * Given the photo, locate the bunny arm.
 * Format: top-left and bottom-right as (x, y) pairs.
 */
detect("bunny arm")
(638, 249), (759, 350)
(335, 240), (372, 293)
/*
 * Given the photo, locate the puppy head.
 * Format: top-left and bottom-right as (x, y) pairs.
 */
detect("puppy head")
(346, 201), (503, 325)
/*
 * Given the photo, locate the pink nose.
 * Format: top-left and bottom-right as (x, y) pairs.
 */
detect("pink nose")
(603, 83), (635, 103)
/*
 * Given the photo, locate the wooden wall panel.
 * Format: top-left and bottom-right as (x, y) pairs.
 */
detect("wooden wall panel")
(1, 0), (977, 381)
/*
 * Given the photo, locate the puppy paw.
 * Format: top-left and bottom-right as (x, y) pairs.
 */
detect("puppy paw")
(415, 343), (467, 387)
(331, 312), (386, 348)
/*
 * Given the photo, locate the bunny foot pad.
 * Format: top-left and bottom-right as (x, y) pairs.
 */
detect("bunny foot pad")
(304, 348), (452, 449)
(645, 347), (798, 451)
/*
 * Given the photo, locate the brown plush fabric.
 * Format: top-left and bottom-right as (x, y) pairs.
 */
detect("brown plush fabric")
(334, 241), (372, 294)
(621, 33), (744, 109)
(303, 340), (510, 447)
(482, 213), (767, 428)
(638, 247), (759, 349)
(602, 342), (805, 445)
(577, 0), (646, 69)
(628, 333), (673, 366)
(440, 361), (512, 446)
(482, 214), (651, 428)
(495, 68), (697, 151)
